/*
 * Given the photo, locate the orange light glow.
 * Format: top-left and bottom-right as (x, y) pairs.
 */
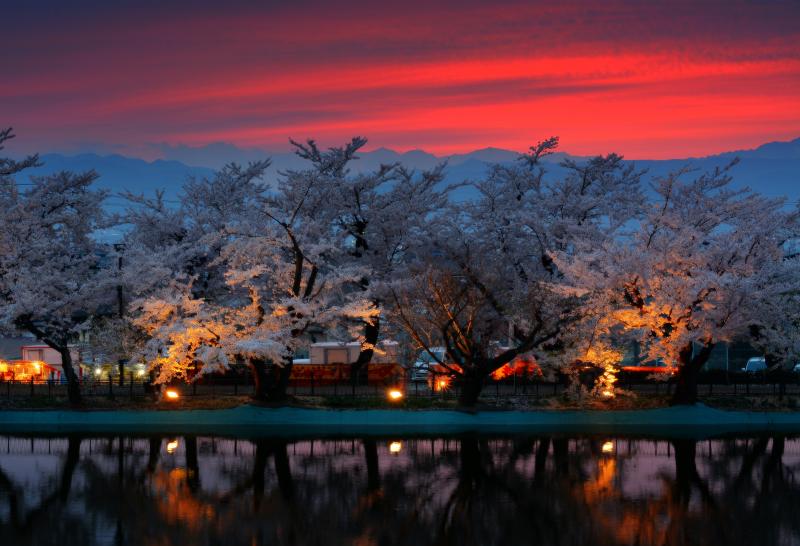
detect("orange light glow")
(389, 441), (402, 454)
(602, 441), (614, 454)
(165, 389), (180, 400)
(491, 358), (541, 380)
(434, 377), (451, 392)
(387, 388), (404, 401)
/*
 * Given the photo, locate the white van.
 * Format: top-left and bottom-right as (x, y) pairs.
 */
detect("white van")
(743, 357), (767, 373)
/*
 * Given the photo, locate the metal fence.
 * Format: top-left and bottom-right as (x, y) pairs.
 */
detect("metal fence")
(2, 372), (800, 402)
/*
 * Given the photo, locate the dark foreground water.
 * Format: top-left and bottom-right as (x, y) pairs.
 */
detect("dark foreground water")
(0, 433), (798, 546)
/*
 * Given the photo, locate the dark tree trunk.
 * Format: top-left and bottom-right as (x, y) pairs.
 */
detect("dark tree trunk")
(457, 369), (485, 407)
(671, 342), (714, 405)
(59, 348), (82, 406)
(263, 360), (293, 402)
(249, 358), (270, 401)
(350, 316), (380, 385)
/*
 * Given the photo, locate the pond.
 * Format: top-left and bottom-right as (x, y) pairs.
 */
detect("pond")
(0, 433), (798, 545)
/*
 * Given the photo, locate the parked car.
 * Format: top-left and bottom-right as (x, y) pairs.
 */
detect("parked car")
(742, 357), (767, 373)
(411, 347), (446, 381)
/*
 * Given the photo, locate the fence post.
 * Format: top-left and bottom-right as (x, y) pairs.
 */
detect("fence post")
(234, 377), (238, 396)
(129, 373), (134, 400)
(30, 378), (34, 398)
(108, 377), (114, 400)
(48, 378), (52, 399)
(193, 381), (197, 396)
(311, 373), (315, 396)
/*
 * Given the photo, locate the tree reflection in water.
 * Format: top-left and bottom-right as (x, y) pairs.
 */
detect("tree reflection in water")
(0, 434), (799, 545)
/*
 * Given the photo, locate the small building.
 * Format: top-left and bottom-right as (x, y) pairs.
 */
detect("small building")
(292, 341), (402, 385)
(308, 341), (399, 365)
(0, 340), (80, 382)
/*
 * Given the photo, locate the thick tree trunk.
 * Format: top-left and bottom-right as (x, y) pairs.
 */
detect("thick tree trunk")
(457, 370), (485, 407)
(59, 348), (82, 406)
(249, 358), (270, 401)
(264, 360), (293, 402)
(254, 359), (293, 403)
(350, 316), (380, 385)
(671, 342), (714, 405)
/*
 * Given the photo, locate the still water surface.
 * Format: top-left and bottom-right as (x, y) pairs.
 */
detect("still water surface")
(0, 433), (798, 545)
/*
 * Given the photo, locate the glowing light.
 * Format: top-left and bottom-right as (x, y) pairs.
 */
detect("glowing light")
(387, 388), (403, 401)
(602, 441), (614, 454)
(601, 389), (614, 398)
(166, 439), (179, 454)
(165, 389), (180, 400)
(94, 368), (103, 377)
(389, 441), (402, 454)
(491, 358), (540, 380)
(434, 377), (451, 392)
(33, 362), (41, 373)
(136, 369), (146, 377)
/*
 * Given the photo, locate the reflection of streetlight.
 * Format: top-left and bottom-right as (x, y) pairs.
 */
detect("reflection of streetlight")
(166, 439), (179, 454)
(387, 388), (404, 401)
(602, 441), (614, 454)
(389, 441), (402, 454)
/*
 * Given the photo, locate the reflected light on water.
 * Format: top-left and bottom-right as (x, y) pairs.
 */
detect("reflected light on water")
(2, 434), (799, 546)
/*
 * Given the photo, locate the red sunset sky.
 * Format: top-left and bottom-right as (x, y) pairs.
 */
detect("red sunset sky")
(2, 0), (799, 158)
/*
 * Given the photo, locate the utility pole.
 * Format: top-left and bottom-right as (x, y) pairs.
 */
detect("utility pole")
(114, 243), (127, 386)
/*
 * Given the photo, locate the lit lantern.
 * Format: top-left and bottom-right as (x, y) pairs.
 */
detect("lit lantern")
(387, 388), (404, 401)
(389, 441), (402, 454)
(165, 389), (180, 400)
(166, 439), (179, 454)
(602, 441), (614, 454)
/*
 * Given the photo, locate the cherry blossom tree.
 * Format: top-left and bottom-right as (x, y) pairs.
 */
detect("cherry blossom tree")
(289, 137), (452, 383)
(561, 161), (800, 404)
(0, 128), (112, 404)
(390, 138), (646, 406)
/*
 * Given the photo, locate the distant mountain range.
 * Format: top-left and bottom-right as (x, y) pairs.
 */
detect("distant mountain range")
(14, 138), (800, 209)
